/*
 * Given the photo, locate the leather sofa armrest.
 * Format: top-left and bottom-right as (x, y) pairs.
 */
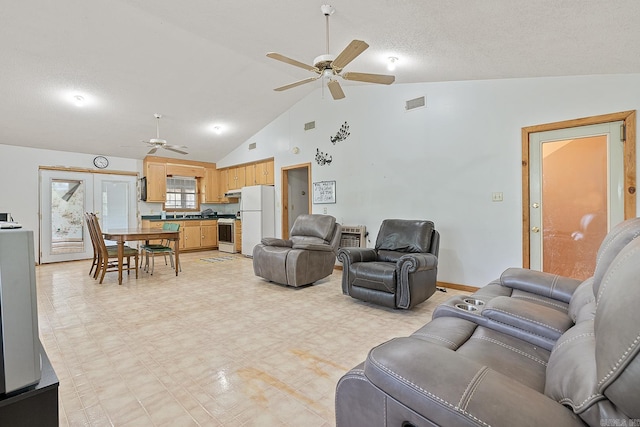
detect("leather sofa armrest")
(291, 243), (334, 252)
(396, 253), (438, 309)
(364, 337), (584, 426)
(261, 237), (292, 247)
(397, 253), (437, 271)
(500, 267), (583, 303)
(337, 247), (377, 265)
(481, 296), (574, 342)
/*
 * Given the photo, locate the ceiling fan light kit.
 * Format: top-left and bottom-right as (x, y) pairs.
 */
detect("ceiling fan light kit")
(266, 4), (395, 100)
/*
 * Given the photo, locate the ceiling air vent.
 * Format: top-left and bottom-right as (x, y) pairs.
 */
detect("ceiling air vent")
(304, 121), (316, 131)
(405, 96), (426, 111)
(248, 142), (257, 150)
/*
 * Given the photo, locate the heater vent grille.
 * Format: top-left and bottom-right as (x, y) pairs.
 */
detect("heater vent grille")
(405, 96), (426, 111)
(248, 142), (257, 150)
(304, 121), (316, 131)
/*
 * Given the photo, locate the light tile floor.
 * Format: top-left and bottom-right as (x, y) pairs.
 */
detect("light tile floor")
(36, 250), (468, 426)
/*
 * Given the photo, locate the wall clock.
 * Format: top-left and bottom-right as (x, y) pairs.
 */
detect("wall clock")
(93, 156), (109, 169)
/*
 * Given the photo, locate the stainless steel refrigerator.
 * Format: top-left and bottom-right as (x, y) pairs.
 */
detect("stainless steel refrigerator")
(240, 185), (275, 257)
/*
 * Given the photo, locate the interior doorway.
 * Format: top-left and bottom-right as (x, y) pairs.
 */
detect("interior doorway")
(281, 163), (311, 239)
(521, 111), (636, 277)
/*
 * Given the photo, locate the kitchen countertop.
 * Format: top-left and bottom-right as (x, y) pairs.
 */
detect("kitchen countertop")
(142, 214), (237, 221)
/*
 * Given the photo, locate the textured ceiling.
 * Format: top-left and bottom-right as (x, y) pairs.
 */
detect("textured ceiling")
(1, 0), (639, 163)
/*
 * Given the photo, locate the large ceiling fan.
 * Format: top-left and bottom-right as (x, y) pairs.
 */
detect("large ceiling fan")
(267, 4), (395, 100)
(142, 114), (188, 155)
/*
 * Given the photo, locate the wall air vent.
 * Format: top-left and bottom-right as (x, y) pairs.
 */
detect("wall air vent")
(248, 142), (257, 150)
(304, 121), (316, 131)
(405, 96), (426, 111)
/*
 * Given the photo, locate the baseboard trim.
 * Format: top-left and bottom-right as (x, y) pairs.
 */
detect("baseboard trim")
(437, 281), (479, 293)
(333, 266), (479, 293)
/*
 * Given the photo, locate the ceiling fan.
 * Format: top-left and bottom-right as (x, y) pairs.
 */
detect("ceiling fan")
(267, 4), (395, 100)
(142, 114), (188, 155)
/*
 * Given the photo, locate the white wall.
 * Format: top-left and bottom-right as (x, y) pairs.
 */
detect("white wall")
(0, 144), (141, 258)
(217, 73), (640, 287)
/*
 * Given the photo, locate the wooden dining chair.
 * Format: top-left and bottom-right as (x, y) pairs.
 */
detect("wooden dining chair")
(89, 213), (139, 284)
(140, 222), (181, 275)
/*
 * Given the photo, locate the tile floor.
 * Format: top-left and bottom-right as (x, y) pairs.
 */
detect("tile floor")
(36, 250), (468, 426)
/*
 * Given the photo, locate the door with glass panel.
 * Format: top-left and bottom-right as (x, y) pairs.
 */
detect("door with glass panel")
(39, 170), (137, 263)
(529, 122), (624, 280)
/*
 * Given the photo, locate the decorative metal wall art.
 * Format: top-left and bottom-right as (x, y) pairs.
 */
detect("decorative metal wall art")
(330, 121), (350, 144)
(315, 148), (332, 166)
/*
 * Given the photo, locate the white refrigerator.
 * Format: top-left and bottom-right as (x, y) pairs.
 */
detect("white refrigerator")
(241, 185), (275, 257)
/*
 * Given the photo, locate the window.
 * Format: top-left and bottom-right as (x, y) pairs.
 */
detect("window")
(165, 176), (198, 210)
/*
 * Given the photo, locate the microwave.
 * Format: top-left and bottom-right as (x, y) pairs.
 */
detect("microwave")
(0, 213), (11, 222)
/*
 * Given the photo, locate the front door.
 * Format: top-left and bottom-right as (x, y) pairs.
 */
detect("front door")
(40, 170), (137, 263)
(528, 121), (624, 279)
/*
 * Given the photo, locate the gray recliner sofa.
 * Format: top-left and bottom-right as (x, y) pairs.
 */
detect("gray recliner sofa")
(336, 218), (640, 426)
(252, 214), (341, 287)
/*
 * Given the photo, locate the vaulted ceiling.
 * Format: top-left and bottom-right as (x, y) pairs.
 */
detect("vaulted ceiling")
(2, 1), (639, 163)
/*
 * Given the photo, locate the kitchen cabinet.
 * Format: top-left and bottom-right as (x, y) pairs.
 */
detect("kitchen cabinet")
(203, 167), (219, 203)
(141, 219), (218, 251)
(201, 222), (218, 247)
(227, 166), (246, 190)
(144, 161), (167, 202)
(244, 159), (274, 186)
(235, 220), (242, 253)
(255, 159), (274, 185)
(218, 169), (230, 203)
(183, 222), (202, 250)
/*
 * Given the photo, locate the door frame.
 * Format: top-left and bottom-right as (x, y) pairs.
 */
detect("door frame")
(281, 162), (312, 239)
(521, 110), (636, 268)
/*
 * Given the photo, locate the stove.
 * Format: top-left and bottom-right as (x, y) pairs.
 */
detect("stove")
(217, 218), (236, 253)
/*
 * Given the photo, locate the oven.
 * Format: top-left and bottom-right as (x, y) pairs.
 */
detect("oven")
(217, 218), (236, 253)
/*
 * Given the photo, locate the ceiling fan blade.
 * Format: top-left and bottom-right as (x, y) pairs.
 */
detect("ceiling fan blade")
(267, 52), (320, 73)
(164, 147), (188, 155)
(342, 72), (395, 85)
(148, 147), (158, 155)
(331, 40), (369, 71)
(327, 79), (345, 100)
(274, 76), (321, 92)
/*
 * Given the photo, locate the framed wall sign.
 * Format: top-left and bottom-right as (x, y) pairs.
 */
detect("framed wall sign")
(313, 180), (336, 204)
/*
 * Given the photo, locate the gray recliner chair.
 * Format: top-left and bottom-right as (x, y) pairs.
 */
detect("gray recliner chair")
(252, 214), (341, 287)
(338, 219), (439, 309)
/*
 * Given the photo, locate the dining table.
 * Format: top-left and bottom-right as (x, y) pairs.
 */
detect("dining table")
(102, 227), (180, 285)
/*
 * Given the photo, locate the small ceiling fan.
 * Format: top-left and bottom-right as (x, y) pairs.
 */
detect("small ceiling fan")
(267, 4), (395, 100)
(142, 114), (188, 155)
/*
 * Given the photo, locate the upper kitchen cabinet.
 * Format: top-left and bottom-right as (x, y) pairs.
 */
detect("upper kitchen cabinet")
(144, 160), (167, 202)
(256, 159), (274, 185)
(245, 159), (275, 186)
(227, 166), (246, 190)
(202, 167), (219, 203)
(218, 169), (230, 203)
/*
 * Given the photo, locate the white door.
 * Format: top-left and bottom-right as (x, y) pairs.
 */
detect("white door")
(40, 170), (94, 263)
(94, 174), (138, 246)
(40, 171), (137, 263)
(529, 121), (624, 279)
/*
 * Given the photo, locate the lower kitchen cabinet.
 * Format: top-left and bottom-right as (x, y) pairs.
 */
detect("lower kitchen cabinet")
(142, 219), (218, 251)
(201, 222), (218, 247)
